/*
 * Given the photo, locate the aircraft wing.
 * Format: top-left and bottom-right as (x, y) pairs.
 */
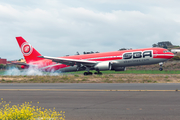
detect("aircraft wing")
(10, 62), (29, 66)
(38, 56), (97, 66)
(10, 61), (38, 67)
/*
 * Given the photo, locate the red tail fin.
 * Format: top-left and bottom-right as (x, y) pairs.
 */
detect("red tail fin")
(16, 36), (43, 63)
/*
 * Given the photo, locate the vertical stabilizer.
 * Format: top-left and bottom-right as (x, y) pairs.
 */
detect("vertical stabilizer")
(16, 36), (43, 63)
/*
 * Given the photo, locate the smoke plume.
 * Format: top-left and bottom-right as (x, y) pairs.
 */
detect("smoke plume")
(4, 67), (59, 76)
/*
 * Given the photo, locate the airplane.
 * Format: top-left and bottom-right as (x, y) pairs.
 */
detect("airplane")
(15, 36), (174, 75)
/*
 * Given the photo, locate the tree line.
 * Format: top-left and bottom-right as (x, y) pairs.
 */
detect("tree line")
(0, 64), (6, 69)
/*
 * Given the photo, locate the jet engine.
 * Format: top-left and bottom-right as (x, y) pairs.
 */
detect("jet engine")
(21, 65), (29, 69)
(94, 61), (111, 71)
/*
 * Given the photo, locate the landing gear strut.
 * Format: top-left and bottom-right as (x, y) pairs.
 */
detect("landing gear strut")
(159, 62), (163, 71)
(83, 67), (93, 75)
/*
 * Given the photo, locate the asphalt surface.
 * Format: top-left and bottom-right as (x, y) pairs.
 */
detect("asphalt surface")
(0, 83), (180, 120)
(0, 83), (180, 90)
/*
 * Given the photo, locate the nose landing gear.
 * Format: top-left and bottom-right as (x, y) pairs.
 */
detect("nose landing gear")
(159, 68), (163, 71)
(159, 62), (163, 71)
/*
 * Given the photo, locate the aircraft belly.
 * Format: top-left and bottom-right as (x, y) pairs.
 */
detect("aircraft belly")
(113, 58), (168, 67)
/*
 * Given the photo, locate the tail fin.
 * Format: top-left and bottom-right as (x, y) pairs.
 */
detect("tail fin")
(16, 36), (43, 63)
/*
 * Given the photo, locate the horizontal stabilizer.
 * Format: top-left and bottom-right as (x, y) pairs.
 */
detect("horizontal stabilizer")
(10, 61), (37, 67)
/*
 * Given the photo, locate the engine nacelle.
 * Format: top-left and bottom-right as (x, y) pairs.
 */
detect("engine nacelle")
(94, 61), (111, 71)
(21, 65), (29, 69)
(113, 67), (126, 71)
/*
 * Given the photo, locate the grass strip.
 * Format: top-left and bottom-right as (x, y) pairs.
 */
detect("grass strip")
(0, 73), (180, 83)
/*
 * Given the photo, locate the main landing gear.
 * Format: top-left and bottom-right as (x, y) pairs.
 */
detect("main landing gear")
(84, 72), (93, 75)
(83, 67), (93, 75)
(83, 71), (103, 75)
(159, 62), (163, 71)
(94, 71), (102, 75)
(83, 67), (103, 75)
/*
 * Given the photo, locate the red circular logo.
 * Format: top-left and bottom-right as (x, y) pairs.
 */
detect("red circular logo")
(23, 45), (30, 53)
(21, 42), (33, 56)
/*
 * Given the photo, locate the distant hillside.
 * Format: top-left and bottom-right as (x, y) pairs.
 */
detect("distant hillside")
(127, 60), (180, 71)
(153, 41), (179, 49)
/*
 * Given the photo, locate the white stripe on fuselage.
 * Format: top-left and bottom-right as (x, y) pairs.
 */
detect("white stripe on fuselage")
(154, 54), (174, 56)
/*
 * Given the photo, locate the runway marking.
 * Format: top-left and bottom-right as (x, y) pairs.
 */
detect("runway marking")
(0, 89), (178, 92)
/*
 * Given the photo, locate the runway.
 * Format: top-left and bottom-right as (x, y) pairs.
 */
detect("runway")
(0, 83), (180, 90)
(0, 83), (180, 120)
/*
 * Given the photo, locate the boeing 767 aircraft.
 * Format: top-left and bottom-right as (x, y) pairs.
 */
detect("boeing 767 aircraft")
(15, 37), (174, 75)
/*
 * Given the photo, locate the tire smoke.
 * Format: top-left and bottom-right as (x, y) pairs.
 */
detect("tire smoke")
(4, 67), (59, 76)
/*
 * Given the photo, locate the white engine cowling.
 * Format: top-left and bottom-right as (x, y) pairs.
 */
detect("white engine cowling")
(94, 61), (111, 71)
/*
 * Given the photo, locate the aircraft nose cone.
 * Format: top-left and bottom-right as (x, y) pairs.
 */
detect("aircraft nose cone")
(170, 52), (175, 58)
(171, 52), (174, 56)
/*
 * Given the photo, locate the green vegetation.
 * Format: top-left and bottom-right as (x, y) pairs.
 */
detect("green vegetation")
(2, 69), (180, 76)
(69, 70), (180, 74)
(0, 64), (6, 69)
(0, 73), (180, 83)
(0, 71), (5, 75)
(171, 56), (180, 60)
(0, 99), (65, 120)
(1, 66), (180, 83)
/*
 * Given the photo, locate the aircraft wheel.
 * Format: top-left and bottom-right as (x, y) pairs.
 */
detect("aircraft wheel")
(84, 72), (93, 75)
(94, 71), (102, 75)
(159, 68), (163, 71)
(84, 72), (88, 75)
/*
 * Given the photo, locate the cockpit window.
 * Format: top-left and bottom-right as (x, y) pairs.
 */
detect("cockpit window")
(163, 50), (170, 53)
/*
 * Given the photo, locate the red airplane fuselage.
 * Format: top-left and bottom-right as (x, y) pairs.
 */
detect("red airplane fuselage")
(16, 37), (174, 73)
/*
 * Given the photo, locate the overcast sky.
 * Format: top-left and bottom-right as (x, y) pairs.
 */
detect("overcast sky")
(0, 0), (180, 60)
